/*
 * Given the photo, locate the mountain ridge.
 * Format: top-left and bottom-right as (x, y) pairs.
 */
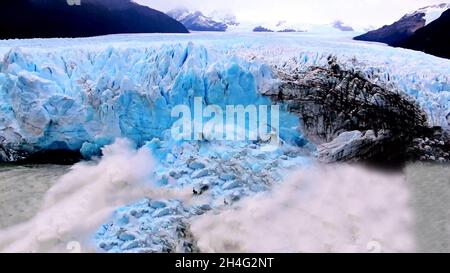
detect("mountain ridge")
(398, 9), (450, 59)
(354, 3), (449, 46)
(354, 3), (450, 59)
(167, 8), (228, 32)
(0, 0), (188, 39)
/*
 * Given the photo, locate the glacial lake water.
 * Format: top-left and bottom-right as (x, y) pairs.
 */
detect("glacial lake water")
(0, 162), (449, 253)
(0, 165), (70, 229)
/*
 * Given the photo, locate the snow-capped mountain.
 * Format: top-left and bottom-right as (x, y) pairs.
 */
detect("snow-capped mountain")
(354, 3), (450, 45)
(397, 8), (450, 59)
(167, 8), (228, 31)
(408, 3), (450, 25)
(167, 8), (357, 34)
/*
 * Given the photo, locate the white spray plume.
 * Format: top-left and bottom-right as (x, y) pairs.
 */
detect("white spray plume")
(0, 139), (156, 253)
(190, 164), (416, 253)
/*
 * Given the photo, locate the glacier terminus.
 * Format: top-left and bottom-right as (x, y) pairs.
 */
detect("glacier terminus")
(0, 32), (449, 253)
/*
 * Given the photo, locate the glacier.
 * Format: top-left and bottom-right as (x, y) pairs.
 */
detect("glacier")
(1, 33), (449, 161)
(0, 32), (449, 252)
(0, 35), (303, 160)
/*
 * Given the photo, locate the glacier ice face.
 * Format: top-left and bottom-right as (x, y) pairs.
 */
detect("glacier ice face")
(1, 33), (449, 161)
(0, 40), (293, 159)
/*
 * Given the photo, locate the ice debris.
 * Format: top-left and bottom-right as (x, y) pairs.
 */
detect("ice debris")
(94, 139), (312, 253)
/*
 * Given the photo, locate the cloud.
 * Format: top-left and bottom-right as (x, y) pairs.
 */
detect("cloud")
(137, 0), (445, 28)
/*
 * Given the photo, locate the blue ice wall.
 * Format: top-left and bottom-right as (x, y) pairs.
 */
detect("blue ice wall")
(0, 43), (302, 159)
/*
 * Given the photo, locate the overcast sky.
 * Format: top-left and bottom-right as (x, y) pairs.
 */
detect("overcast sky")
(135, 0), (446, 28)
